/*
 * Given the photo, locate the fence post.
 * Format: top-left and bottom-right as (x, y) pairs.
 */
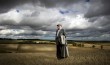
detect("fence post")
(101, 45), (103, 49)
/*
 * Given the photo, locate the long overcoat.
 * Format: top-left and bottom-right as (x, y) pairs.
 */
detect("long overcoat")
(55, 29), (69, 59)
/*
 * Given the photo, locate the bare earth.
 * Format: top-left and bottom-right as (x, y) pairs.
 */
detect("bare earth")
(0, 44), (110, 65)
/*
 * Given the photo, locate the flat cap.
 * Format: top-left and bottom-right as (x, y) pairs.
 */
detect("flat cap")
(57, 24), (62, 26)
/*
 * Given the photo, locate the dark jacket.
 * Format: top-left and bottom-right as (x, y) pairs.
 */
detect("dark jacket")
(55, 29), (69, 58)
(55, 29), (66, 45)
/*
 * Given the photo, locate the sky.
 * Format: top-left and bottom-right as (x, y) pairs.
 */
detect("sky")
(0, 0), (110, 41)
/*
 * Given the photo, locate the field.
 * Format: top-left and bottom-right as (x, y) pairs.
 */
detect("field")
(0, 40), (110, 65)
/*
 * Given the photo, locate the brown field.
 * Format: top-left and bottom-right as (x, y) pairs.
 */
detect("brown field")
(0, 40), (110, 65)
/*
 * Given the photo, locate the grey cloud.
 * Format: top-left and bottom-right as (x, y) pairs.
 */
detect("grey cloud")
(68, 29), (102, 37)
(0, 28), (55, 39)
(0, 0), (32, 13)
(0, 0), (83, 13)
(84, 0), (110, 41)
(85, 0), (110, 18)
(0, 20), (17, 25)
(0, 0), (110, 40)
(38, 0), (82, 7)
(88, 16), (110, 33)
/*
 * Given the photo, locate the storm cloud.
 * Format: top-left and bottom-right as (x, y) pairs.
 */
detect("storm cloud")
(0, 0), (110, 41)
(0, 0), (86, 13)
(84, 0), (110, 40)
(85, 0), (110, 17)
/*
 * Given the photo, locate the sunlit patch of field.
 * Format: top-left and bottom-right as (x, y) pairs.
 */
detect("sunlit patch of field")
(0, 41), (110, 65)
(72, 41), (110, 50)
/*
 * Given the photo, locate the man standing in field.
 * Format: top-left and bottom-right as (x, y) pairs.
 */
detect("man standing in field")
(55, 24), (69, 60)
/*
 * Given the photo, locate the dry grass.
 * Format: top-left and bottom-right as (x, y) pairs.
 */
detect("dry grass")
(0, 44), (110, 65)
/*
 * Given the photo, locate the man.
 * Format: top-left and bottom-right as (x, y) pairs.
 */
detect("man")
(55, 24), (69, 59)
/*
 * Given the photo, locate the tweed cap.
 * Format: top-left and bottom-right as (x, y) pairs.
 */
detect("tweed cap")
(57, 24), (62, 26)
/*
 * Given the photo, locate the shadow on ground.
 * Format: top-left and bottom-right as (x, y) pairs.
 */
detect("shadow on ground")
(0, 44), (110, 65)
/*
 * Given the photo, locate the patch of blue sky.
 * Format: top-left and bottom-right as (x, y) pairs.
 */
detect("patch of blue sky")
(85, 0), (90, 2)
(16, 9), (19, 13)
(59, 9), (79, 15)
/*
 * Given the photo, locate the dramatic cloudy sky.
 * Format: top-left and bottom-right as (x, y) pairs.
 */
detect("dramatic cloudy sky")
(0, 0), (110, 41)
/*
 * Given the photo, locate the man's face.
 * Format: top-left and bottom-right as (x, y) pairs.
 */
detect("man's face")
(57, 26), (62, 30)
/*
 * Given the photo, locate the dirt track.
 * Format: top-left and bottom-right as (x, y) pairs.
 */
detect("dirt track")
(0, 44), (110, 65)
